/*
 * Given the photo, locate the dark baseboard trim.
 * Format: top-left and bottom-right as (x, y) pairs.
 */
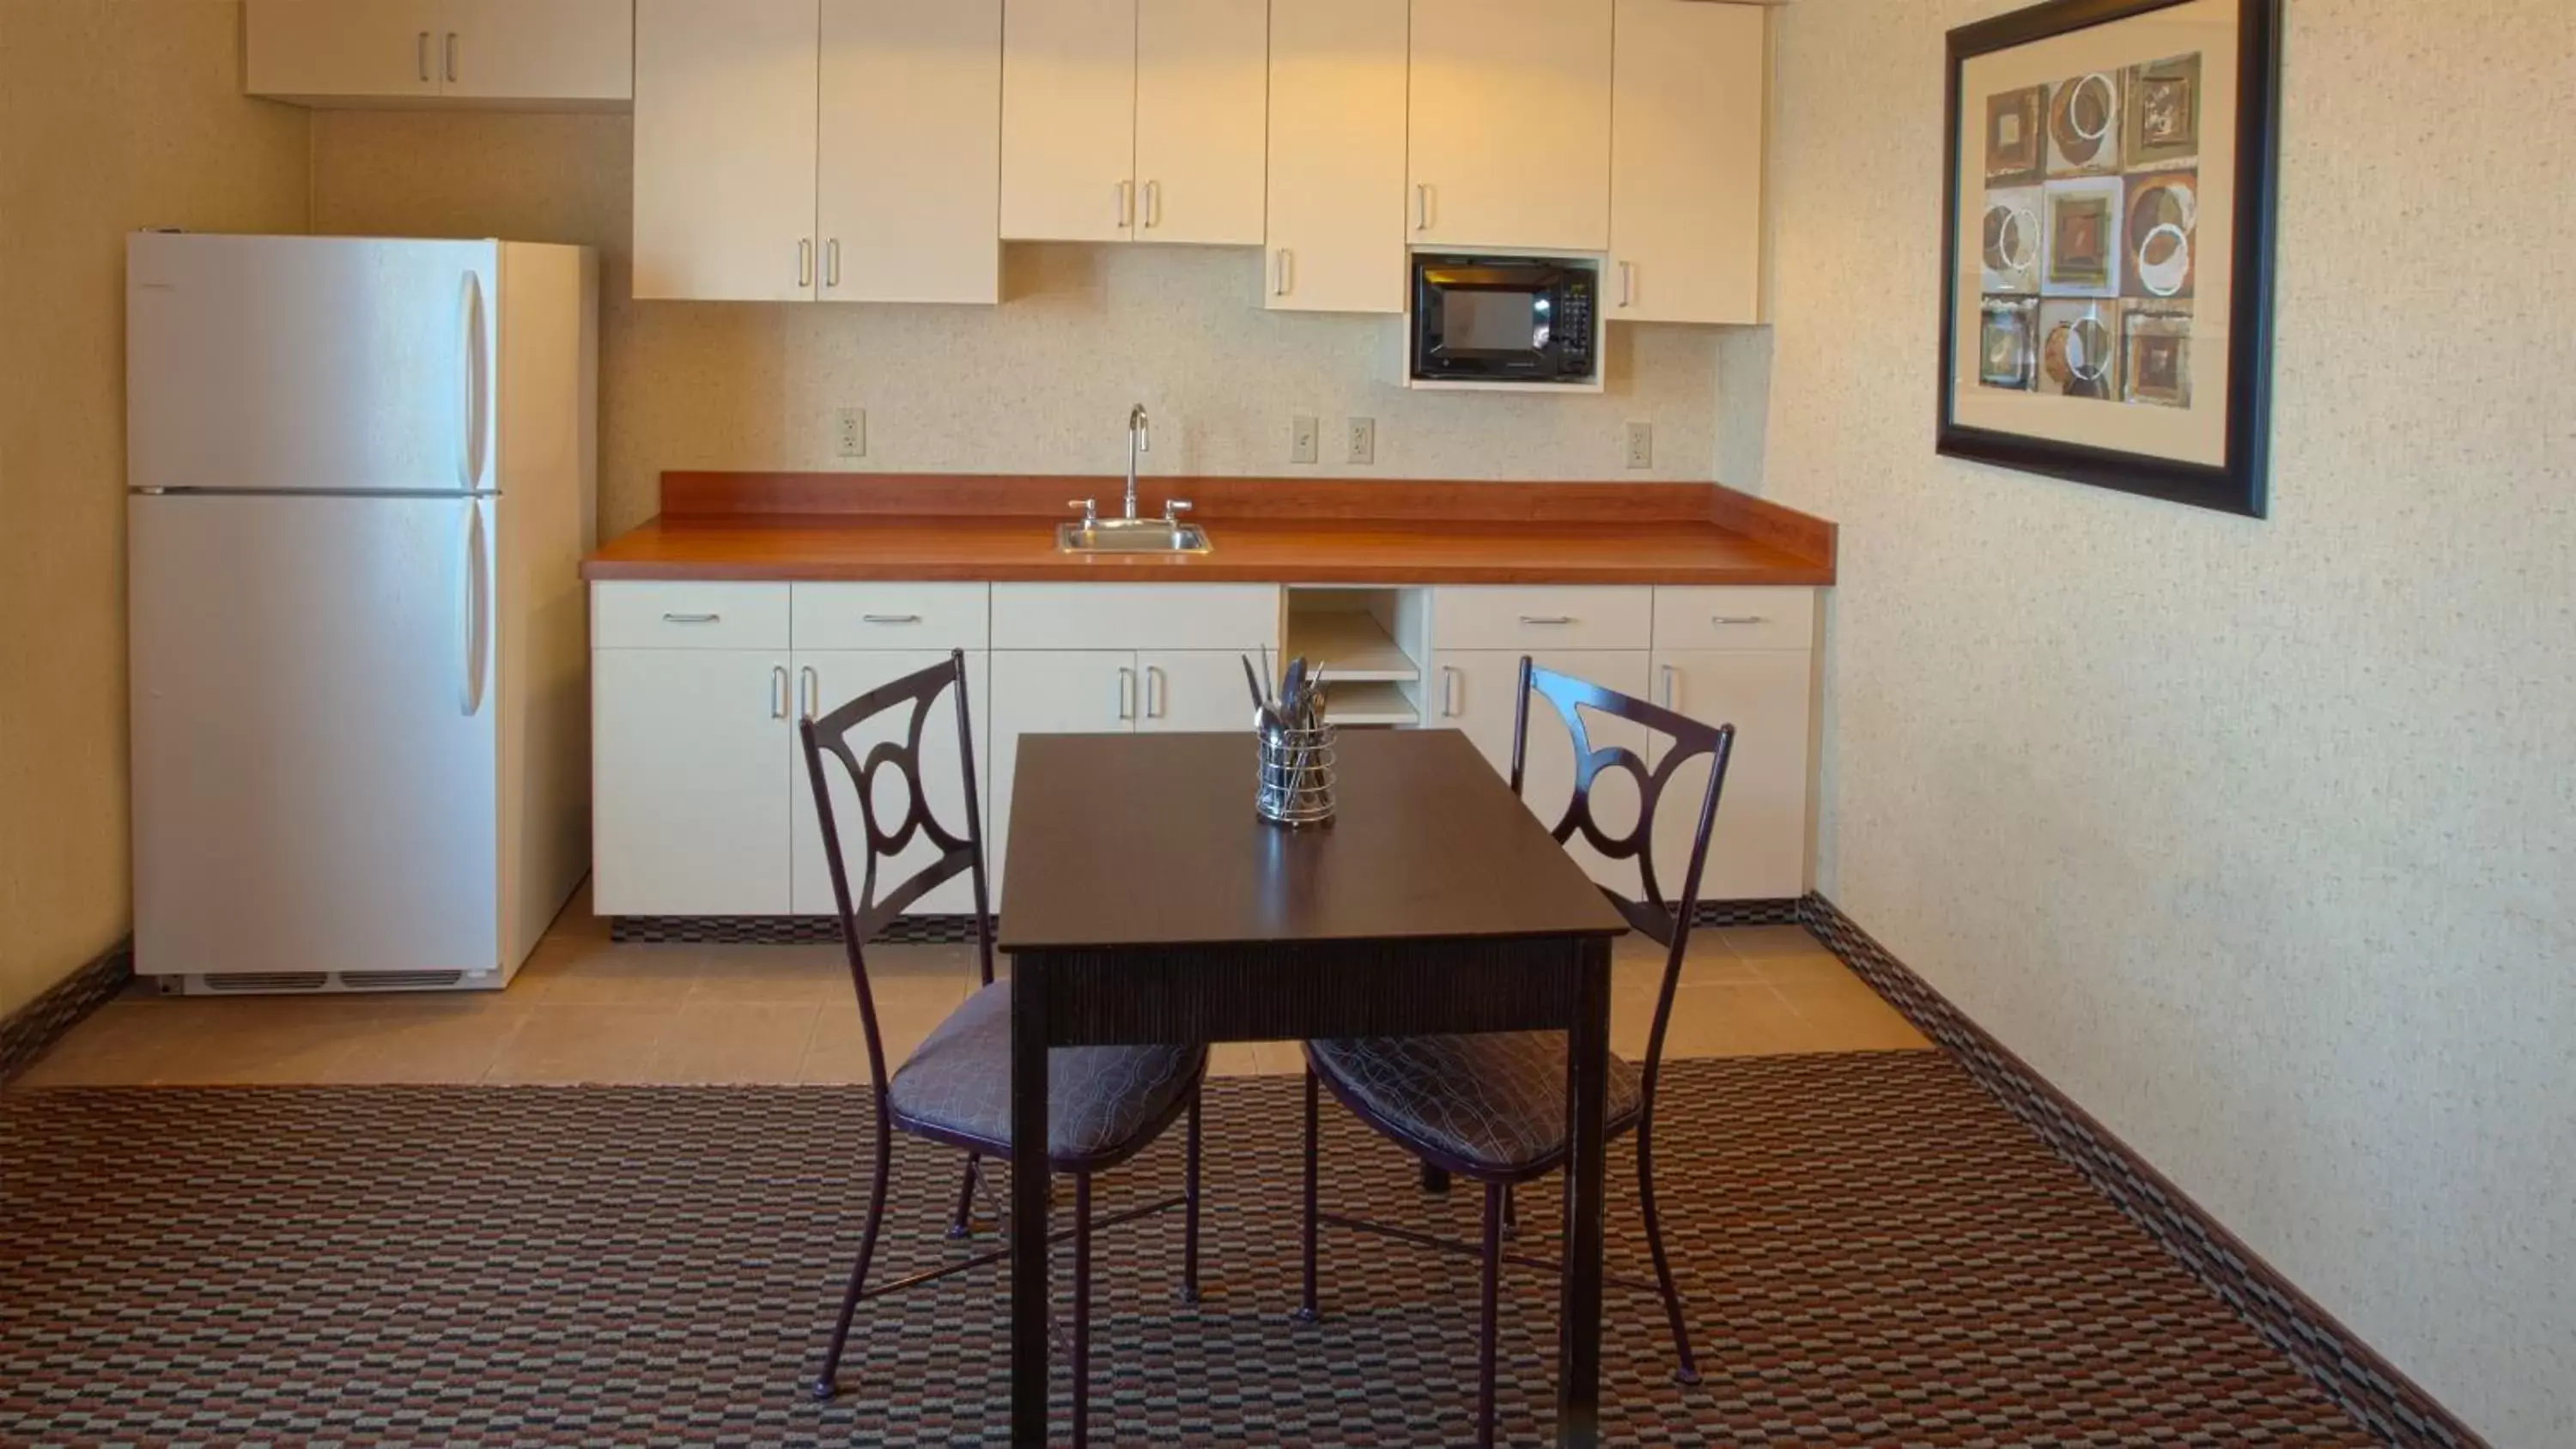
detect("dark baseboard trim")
(0, 937), (135, 1085)
(1795, 893), (2482, 1449)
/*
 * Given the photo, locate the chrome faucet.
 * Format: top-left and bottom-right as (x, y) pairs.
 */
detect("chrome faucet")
(1125, 403), (1150, 520)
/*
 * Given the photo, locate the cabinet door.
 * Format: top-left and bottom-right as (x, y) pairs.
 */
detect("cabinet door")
(633, 0), (819, 302)
(1266, 0), (1409, 312)
(246, 0), (447, 100)
(1406, 0), (1613, 252)
(986, 651), (1138, 894)
(820, 0), (1003, 304)
(1431, 649), (1649, 895)
(1608, 0), (1765, 324)
(791, 652), (992, 917)
(593, 650), (793, 916)
(1137, 651), (1255, 733)
(1000, 0), (1139, 243)
(1133, 0), (1269, 246)
(440, 0), (634, 101)
(1649, 650), (1811, 902)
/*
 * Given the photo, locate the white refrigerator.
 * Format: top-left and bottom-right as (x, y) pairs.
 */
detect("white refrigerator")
(126, 233), (598, 992)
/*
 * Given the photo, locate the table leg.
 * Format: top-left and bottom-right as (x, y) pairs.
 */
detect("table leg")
(1556, 936), (1610, 1448)
(1011, 953), (1052, 1446)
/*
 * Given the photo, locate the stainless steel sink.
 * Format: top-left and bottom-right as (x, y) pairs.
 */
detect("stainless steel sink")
(1056, 518), (1212, 555)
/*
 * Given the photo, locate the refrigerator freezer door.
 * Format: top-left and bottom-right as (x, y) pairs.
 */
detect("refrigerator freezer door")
(130, 493), (501, 977)
(126, 233), (501, 495)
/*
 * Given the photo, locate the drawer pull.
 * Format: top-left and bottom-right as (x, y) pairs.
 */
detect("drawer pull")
(1710, 615), (1770, 626)
(860, 613), (922, 625)
(661, 612), (721, 624)
(1517, 615), (1576, 626)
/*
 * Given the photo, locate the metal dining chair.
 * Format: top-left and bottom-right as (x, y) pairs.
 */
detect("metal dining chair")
(1297, 658), (1736, 1447)
(801, 649), (1207, 1449)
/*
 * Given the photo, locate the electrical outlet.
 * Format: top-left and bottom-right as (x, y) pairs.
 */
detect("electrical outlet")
(1291, 415), (1321, 465)
(835, 407), (866, 459)
(1625, 421), (1653, 470)
(1346, 416), (1376, 466)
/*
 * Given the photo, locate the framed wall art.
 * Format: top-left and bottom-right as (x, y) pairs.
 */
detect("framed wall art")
(1938, 0), (2281, 517)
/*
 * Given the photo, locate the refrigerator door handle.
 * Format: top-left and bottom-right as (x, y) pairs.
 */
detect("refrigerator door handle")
(462, 500), (489, 717)
(459, 270), (489, 491)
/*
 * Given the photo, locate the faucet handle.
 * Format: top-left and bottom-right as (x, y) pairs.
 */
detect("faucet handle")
(1162, 498), (1193, 523)
(1067, 498), (1098, 525)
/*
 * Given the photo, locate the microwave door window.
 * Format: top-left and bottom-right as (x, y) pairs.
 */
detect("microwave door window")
(1448, 290), (1544, 355)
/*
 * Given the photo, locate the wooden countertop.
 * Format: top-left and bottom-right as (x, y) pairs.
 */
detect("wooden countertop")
(580, 473), (1836, 587)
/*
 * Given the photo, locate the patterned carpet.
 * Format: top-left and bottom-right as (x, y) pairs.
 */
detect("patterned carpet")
(0, 1054), (2374, 1446)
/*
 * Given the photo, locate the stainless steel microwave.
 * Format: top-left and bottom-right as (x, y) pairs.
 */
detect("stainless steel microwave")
(1408, 253), (1601, 385)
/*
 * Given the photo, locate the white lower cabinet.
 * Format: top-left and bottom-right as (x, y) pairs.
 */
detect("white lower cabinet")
(593, 648), (794, 916)
(1431, 648), (1652, 898)
(1649, 649), (1812, 903)
(1137, 651), (1255, 732)
(789, 651), (992, 917)
(987, 650), (1134, 893)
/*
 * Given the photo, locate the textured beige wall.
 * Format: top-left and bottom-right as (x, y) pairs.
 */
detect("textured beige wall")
(0, 1), (308, 1018)
(310, 112), (1726, 538)
(1736, 0), (2573, 1440)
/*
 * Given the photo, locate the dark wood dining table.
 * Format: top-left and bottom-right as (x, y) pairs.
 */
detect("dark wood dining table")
(996, 728), (1630, 1446)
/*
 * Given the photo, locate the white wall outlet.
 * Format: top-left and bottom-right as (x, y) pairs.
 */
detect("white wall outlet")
(1346, 416), (1376, 466)
(1625, 421), (1653, 470)
(835, 407), (866, 459)
(1291, 415), (1321, 465)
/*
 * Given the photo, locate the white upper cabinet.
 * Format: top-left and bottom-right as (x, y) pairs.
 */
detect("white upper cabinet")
(633, 0), (821, 302)
(1001, 0), (1139, 243)
(1003, 0), (1269, 246)
(1133, 0), (1270, 246)
(1609, 0), (1766, 324)
(819, 0), (1005, 303)
(1265, 0), (1409, 312)
(246, 0), (632, 106)
(1406, 0), (1613, 253)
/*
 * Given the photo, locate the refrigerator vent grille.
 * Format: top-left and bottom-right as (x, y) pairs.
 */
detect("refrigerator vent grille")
(203, 973), (330, 993)
(352, 972), (469, 990)
(196, 970), (471, 994)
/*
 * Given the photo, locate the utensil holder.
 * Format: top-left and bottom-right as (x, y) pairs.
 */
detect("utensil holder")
(1255, 721), (1337, 828)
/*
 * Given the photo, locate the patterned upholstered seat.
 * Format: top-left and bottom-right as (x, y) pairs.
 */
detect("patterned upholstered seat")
(889, 981), (1207, 1166)
(1306, 1033), (1645, 1175)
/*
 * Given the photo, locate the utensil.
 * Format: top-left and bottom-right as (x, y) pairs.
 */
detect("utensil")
(1242, 653), (1269, 714)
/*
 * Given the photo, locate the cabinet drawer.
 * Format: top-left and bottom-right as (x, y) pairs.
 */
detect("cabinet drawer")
(1431, 586), (1652, 652)
(594, 582), (791, 650)
(793, 583), (990, 651)
(991, 584), (1281, 651)
(1652, 587), (1816, 652)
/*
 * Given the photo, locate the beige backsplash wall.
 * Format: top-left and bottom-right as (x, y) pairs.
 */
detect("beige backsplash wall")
(0, 0), (309, 1018)
(312, 112), (1723, 537)
(1735, 0), (2574, 1439)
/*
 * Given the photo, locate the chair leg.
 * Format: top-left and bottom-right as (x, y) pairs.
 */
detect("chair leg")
(1476, 1181), (1504, 1449)
(1182, 1083), (1204, 1304)
(1296, 1066), (1321, 1323)
(1072, 1172), (1095, 1449)
(810, 1125), (893, 1402)
(945, 1153), (980, 1240)
(1636, 1125), (1703, 1386)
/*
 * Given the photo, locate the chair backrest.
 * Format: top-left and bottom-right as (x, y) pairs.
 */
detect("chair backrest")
(1510, 658), (1736, 1100)
(799, 650), (993, 1099)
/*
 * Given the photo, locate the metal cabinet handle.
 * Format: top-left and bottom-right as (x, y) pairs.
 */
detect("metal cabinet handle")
(445, 31), (459, 84)
(798, 239), (813, 288)
(799, 665), (818, 721)
(1518, 615), (1576, 626)
(1273, 248), (1292, 297)
(1116, 665), (1138, 721)
(1619, 260), (1635, 308)
(417, 31), (431, 82)
(860, 613), (920, 625)
(1116, 180), (1133, 230)
(1414, 184), (1431, 232)
(771, 665), (790, 720)
(1143, 179), (1161, 228)
(1710, 614), (1770, 626)
(1145, 664), (1166, 719)
(1659, 664), (1677, 709)
(660, 612), (720, 624)
(1440, 665), (1462, 718)
(825, 239), (841, 288)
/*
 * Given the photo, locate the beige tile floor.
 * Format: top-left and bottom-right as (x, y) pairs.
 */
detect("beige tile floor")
(9, 897), (1926, 1090)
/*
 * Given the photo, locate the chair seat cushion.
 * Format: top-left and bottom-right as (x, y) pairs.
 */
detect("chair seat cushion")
(1306, 1033), (1644, 1176)
(888, 981), (1206, 1167)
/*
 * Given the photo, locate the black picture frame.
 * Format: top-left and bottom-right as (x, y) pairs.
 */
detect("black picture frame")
(1936, 0), (2281, 518)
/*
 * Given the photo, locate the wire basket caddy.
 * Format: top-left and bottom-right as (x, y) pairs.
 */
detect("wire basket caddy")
(1255, 720), (1337, 827)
